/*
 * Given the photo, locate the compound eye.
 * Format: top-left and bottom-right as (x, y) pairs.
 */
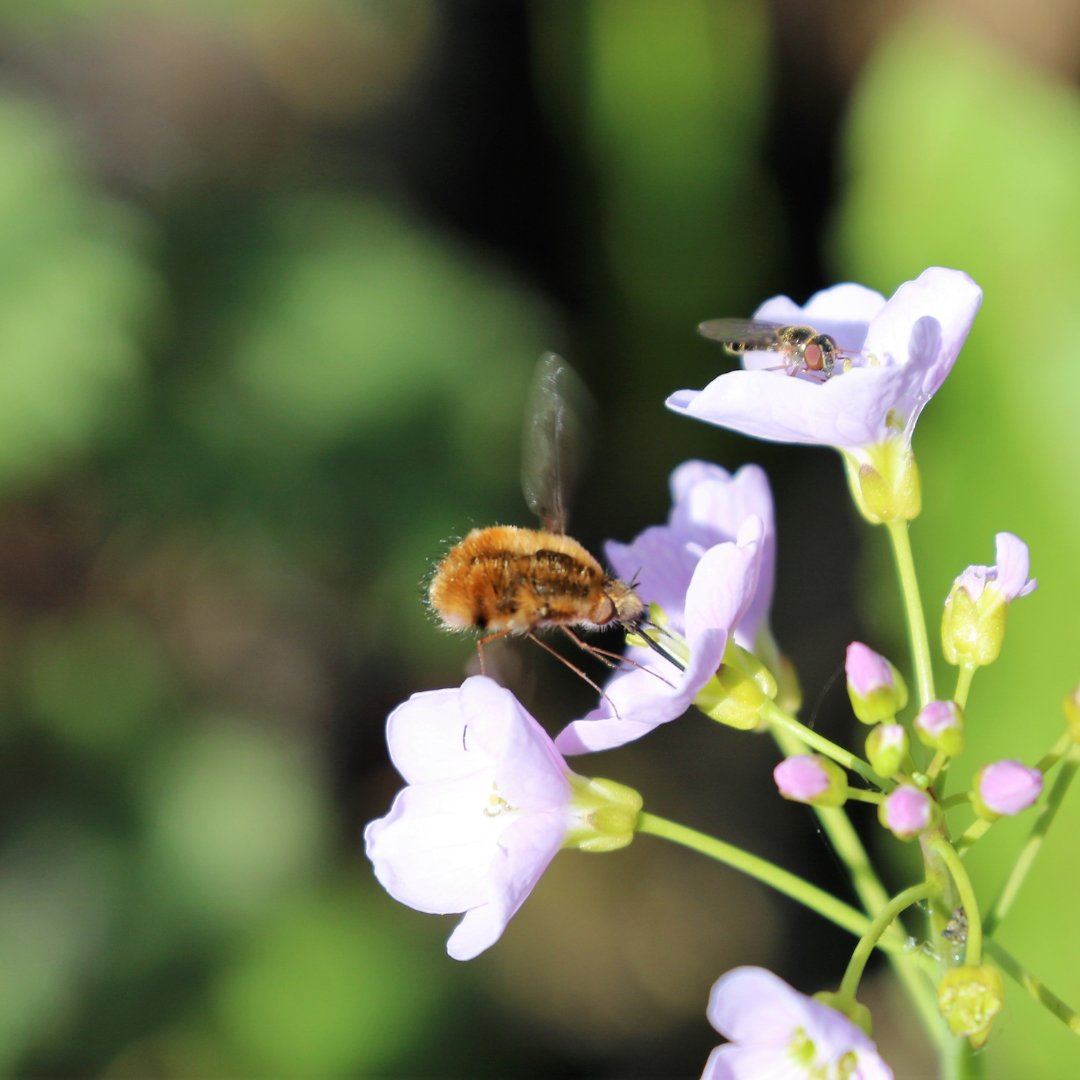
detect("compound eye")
(803, 343), (823, 371)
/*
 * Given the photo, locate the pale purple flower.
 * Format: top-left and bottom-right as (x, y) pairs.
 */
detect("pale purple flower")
(773, 755), (847, 807)
(606, 460), (776, 650)
(702, 966), (893, 1079)
(975, 760), (1043, 817)
(952, 532), (1037, 604)
(554, 516), (765, 755)
(879, 786), (934, 840)
(668, 267), (982, 453)
(366, 676), (583, 960)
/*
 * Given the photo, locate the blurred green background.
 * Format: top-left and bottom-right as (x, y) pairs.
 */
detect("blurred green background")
(0, 1), (1077, 1076)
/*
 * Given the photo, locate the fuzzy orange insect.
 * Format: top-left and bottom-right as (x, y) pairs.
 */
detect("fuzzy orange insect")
(428, 354), (644, 669)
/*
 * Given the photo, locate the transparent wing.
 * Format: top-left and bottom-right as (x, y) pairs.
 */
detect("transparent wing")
(521, 352), (593, 534)
(697, 318), (790, 350)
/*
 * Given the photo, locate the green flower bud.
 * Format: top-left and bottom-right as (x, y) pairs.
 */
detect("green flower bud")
(937, 964), (1005, 1047)
(865, 723), (908, 778)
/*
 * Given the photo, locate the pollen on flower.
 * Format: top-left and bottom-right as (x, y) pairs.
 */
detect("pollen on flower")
(483, 789), (513, 817)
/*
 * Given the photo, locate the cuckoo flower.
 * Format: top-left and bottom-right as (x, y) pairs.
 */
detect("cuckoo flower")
(942, 532), (1037, 667)
(605, 461), (776, 653)
(668, 267), (981, 455)
(555, 513), (766, 754)
(365, 676), (641, 959)
(702, 967), (893, 1079)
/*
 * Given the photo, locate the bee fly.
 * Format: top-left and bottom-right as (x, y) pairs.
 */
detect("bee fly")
(428, 353), (679, 694)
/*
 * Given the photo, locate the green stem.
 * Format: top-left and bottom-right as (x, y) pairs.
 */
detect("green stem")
(953, 664), (976, 711)
(984, 939), (1080, 1037)
(839, 882), (935, 1002)
(635, 812), (902, 948)
(929, 836), (982, 965)
(762, 702), (890, 790)
(984, 742), (1080, 936)
(886, 520), (936, 707)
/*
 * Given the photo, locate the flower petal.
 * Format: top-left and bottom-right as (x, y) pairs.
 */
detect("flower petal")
(993, 531), (1037, 600)
(462, 677), (571, 809)
(386, 685), (493, 784)
(445, 812), (565, 960)
(364, 775), (503, 914)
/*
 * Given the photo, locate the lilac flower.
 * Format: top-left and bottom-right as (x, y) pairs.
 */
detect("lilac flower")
(554, 515), (766, 754)
(668, 267), (982, 454)
(943, 533), (1037, 667)
(950, 532), (1037, 606)
(973, 760), (1043, 819)
(606, 461), (777, 652)
(702, 967), (893, 1079)
(365, 676), (641, 960)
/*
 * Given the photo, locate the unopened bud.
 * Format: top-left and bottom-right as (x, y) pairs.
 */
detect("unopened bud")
(865, 723), (908, 778)
(879, 785), (936, 840)
(937, 964), (1005, 1047)
(773, 755), (848, 808)
(845, 642), (908, 724)
(913, 700), (965, 757)
(971, 760), (1043, 821)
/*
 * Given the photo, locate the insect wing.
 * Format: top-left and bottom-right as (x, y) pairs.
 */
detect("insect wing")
(696, 318), (790, 351)
(520, 352), (593, 535)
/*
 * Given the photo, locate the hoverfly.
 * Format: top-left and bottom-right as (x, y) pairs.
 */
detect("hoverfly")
(697, 319), (854, 379)
(428, 354), (660, 684)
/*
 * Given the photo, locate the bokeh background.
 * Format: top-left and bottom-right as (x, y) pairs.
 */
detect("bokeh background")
(1, 1), (1078, 1076)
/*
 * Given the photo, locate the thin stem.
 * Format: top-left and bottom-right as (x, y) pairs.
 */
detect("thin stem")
(844, 788), (884, 805)
(762, 701), (890, 790)
(840, 882), (935, 1002)
(886, 520), (936, 707)
(953, 664), (976, 711)
(984, 742), (1080, 936)
(929, 836), (982, 965)
(635, 812), (901, 948)
(984, 939), (1080, 1037)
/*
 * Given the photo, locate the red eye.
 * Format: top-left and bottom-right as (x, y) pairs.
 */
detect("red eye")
(803, 343), (823, 371)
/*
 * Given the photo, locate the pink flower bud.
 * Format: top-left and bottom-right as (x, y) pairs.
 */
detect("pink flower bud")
(913, 700), (965, 757)
(845, 642), (907, 724)
(973, 760), (1043, 819)
(773, 755), (847, 807)
(879, 785), (934, 840)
